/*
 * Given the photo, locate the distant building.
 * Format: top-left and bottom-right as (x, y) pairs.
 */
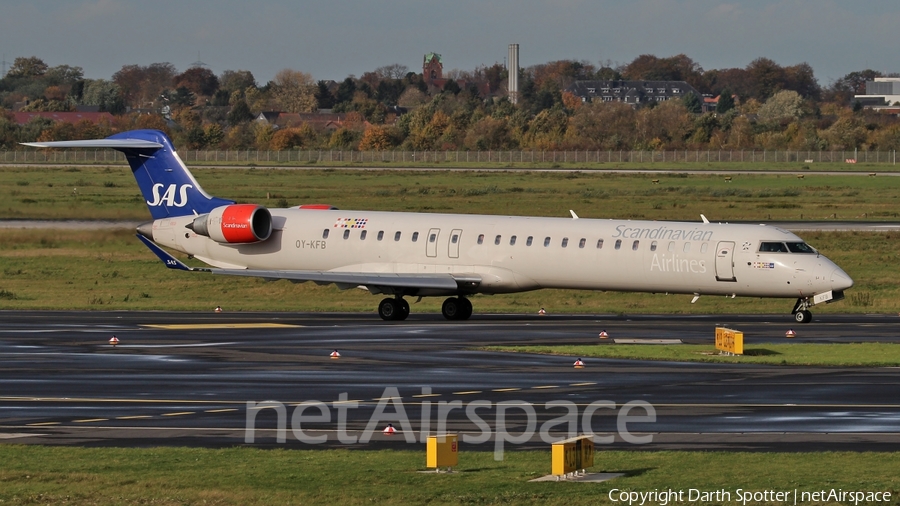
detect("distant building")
(566, 80), (702, 108)
(423, 52), (444, 89)
(254, 112), (367, 130)
(854, 78), (900, 111)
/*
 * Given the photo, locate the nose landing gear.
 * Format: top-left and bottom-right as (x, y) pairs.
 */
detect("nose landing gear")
(791, 297), (813, 324)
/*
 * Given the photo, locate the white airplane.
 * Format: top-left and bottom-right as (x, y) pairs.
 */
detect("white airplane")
(24, 129), (853, 323)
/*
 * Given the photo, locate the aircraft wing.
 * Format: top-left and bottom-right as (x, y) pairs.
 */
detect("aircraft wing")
(137, 234), (480, 292)
(21, 139), (164, 149)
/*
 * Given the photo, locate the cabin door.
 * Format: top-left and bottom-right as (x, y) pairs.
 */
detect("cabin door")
(426, 228), (440, 258)
(715, 241), (736, 282)
(448, 229), (462, 258)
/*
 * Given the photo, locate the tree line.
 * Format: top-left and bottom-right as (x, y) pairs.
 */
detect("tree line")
(0, 54), (897, 152)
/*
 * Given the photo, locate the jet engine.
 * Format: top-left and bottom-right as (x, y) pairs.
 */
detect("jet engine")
(187, 204), (272, 244)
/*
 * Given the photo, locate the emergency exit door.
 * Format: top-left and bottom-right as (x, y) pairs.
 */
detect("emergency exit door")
(426, 228), (440, 258)
(715, 241), (736, 282)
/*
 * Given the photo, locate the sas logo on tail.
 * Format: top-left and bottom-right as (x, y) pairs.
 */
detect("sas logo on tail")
(146, 183), (193, 207)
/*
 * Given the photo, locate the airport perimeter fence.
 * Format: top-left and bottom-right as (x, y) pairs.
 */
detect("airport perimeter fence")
(2, 148), (897, 165)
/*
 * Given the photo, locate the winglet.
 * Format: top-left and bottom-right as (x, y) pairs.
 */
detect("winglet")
(570, 210), (579, 220)
(136, 234), (205, 271)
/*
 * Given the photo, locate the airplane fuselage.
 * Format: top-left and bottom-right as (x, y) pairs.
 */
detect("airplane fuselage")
(148, 209), (851, 300)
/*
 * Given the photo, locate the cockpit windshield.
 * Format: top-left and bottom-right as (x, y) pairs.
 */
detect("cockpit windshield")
(786, 242), (816, 254)
(759, 241), (816, 253)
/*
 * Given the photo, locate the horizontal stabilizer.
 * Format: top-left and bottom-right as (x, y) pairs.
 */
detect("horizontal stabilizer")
(136, 234), (206, 272)
(21, 139), (163, 149)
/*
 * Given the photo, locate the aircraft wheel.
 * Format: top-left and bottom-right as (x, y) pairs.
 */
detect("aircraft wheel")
(441, 297), (461, 320)
(459, 297), (473, 320)
(379, 298), (400, 321)
(398, 298), (410, 320)
(794, 310), (812, 324)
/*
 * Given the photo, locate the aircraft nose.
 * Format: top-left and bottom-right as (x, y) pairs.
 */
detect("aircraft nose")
(831, 268), (854, 291)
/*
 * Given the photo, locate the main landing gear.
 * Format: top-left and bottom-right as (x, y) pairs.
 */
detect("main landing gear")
(378, 297), (410, 321)
(377, 296), (473, 321)
(441, 297), (473, 320)
(792, 297), (813, 324)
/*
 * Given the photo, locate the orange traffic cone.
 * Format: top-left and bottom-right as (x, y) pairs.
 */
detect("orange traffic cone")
(109, 336), (119, 347)
(330, 350), (341, 359)
(573, 358), (585, 369)
(382, 423), (396, 435)
(598, 330), (609, 339)
(785, 329), (797, 338)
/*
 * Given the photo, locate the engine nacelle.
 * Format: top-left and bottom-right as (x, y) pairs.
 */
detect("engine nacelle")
(188, 204), (272, 244)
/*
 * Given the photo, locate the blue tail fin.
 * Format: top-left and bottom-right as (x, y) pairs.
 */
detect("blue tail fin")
(24, 129), (233, 219)
(107, 130), (233, 219)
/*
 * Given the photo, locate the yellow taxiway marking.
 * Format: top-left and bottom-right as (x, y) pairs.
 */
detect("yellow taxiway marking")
(26, 422), (60, 426)
(73, 418), (108, 423)
(569, 382), (597, 386)
(531, 385), (559, 389)
(115, 415), (152, 420)
(453, 390), (482, 395)
(161, 412), (195, 417)
(331, 400), (363, 405)
(492, 388), (521, 392)
(204, 408), (238, 413)
(140, 323), (300, 330)
(371, 397), (401, 401)
(412, 393), (441, 398)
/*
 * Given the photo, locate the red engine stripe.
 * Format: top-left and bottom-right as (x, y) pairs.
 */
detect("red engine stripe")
(220, 204), (259, 243)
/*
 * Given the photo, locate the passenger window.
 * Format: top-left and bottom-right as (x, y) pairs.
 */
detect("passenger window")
(632, 240), (639, 251)
(579, 238), (586, 248)
(451, 234), (459, 244)
(700, 243), (708, 254)
(510, 235), (517, 246)
(615, 239), (622, 250)
(650, 241), (657, 251)
(360, 230), (367, 240)
(596, 239), (604, 249)
(323, 229), (330, 239)
(477, 234), (484, 245)
(561, 238), (569, 248)
(526, 236), (533, 246)
(683, 242), (691, 253)
(429, 233), (436, 243)
(343, 229), (350, 239)
(544, 237), (551, 247)
(377, 231), (384, 241)
(495, 235), (501, 245)
(394, 231), (401, 241)
(668, 241), (675, 252)
(412, 232), (419, 242)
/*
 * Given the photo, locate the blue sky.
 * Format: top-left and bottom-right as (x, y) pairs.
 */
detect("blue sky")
(1, 0), (897, 85)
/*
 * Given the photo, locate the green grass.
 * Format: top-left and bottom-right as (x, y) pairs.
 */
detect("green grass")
(482, 343), (900, 367)
(0, 229), (897, 314)
(2, 166), (900, 221)
(1, 446), (898, 505)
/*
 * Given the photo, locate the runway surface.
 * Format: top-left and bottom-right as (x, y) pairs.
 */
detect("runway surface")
(1, 311), (899, 452)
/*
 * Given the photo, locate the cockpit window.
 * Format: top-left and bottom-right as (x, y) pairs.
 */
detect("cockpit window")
(759, 241), (789, 253)
(786, 242), (816, 254)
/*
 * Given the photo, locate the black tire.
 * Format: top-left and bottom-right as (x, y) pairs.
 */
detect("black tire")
(441, 297), (461, 320)
(459, 297), (473, 320)
(398, 299), (410, 320)
(794, 310), (812, 324)
(378, 298), (400, 321)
